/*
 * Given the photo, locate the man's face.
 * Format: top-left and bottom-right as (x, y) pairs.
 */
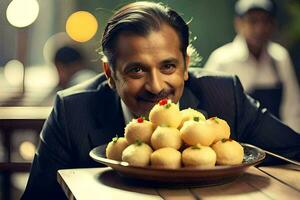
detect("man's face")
(104, 24), (189, 117)
(236, 10), (274, 50)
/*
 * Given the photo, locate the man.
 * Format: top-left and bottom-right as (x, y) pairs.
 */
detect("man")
(205, 0), (300, 132)
(22, 1), (300, 199)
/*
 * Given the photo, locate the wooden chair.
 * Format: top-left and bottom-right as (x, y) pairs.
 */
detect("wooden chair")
(0, 107), (52, 200)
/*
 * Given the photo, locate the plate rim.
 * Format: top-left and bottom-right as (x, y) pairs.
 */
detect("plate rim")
(89, 143), (266, 172)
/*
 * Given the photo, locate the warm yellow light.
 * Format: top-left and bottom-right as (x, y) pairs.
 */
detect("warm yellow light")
(4, 59), (24, 86)
(19, 141), (36, 161)
(6, 0), (39, 28)
(66, 11), (98, 43)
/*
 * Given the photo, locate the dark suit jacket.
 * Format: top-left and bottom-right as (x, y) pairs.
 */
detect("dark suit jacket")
(21, 68), (300, 199)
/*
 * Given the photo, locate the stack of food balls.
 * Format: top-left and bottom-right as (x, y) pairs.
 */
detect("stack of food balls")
(106, 99), (244, 169)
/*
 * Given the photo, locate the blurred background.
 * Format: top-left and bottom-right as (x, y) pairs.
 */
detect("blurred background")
(0, 0), (300, 199)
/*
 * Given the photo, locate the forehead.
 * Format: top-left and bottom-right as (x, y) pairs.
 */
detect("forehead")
(114, 24), (182, 65)
(244, 10), (273, 21)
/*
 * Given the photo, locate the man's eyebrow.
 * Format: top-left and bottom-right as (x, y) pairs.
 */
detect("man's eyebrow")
(160, 58), (179, 65)
(123, 58), (179, 70)
(124, 62), (147, 68)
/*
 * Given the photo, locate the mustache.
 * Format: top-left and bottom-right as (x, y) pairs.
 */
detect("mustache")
(137, 89), (174, 102)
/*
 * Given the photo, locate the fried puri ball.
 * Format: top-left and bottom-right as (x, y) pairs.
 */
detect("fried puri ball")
(149, 99), (182, 128)
(122, 142), (153, 167)
(179, 108), (206, 128)
(180, 119), (216, 146)
(106, 137), (129, 161)
(212, 139), (244, 165)
(182, 144), (216, 167)
(151, 126), (182, 150)
(151, 147), (181, 169)
(124, 117), (154, 145)
(207, 117), (231, 143)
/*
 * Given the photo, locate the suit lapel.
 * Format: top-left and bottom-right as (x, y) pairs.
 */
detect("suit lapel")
(88, 86), (125, 148)
(180, 86), (208, 119)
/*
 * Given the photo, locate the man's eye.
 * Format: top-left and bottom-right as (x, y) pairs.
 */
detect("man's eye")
(126, 66), (143, 74)
(161, 64), (176, 73)
(125, 66), (145, 78)
(129, 67), (142, 73)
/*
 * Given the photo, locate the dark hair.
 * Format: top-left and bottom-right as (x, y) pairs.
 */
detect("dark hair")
(101, 1), (189, 70)
(54, 46), (83, 66)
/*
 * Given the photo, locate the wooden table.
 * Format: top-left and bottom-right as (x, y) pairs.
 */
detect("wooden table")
(57, 165), (300, 200)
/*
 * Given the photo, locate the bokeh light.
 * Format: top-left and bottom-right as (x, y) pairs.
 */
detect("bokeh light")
(66, 11), (98, 42)
(19, 141), (36, 161)
(6, 0), (40, 28)
(4, 59), (24, 86)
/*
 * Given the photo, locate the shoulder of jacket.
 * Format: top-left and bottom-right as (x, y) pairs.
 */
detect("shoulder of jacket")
(188, 67), (234, 80)
(57, 73), (108, 99)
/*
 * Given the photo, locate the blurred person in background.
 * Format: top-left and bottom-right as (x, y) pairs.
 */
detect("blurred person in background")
(42, 45), (97, 105)
(54, 45), (97, 89)
(205, 0), (300, 133)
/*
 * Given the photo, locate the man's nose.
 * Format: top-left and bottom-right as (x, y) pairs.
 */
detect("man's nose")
(145, 71), (164, 94)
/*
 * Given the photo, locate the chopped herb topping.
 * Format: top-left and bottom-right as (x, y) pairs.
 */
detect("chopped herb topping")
(191, 145), (201, 150)
(135, 139), (143, 146)
(193, 116), (200, 122)
(212, 117), (219, 124)
(112, 135), (119, 143)
(164, 103), (171, 109)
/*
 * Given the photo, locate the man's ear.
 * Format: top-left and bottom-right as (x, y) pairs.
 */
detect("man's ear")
(184, 55), (190, 81)
(103, 62), (116, 89)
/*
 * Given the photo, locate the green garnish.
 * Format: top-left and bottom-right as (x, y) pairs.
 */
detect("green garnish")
(112, 135), (119, 143)
(193, 116), (200, 122)
(212, 117), (219, 124)
(164, 103), (171, 109)
(191, 145), (201, 150)
(135, 139), (143, 146)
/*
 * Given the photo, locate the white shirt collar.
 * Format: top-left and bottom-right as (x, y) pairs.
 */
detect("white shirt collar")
(121, 99), (134, 125)
(232, 35), (249, 61)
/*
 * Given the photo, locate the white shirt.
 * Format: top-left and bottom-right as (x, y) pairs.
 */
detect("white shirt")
(205, 35), (300, 133)
(121, 99), (134, 125)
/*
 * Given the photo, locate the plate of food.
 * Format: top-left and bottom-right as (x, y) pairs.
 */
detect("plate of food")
(89, 99), (266, 187)
(89, 143), (265, 187)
